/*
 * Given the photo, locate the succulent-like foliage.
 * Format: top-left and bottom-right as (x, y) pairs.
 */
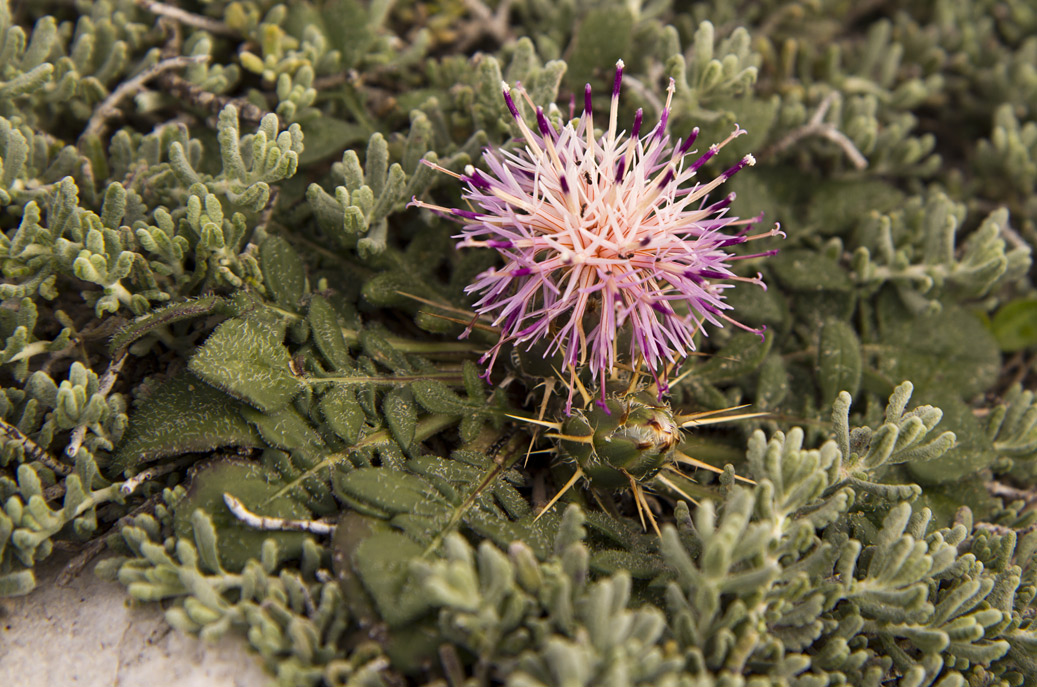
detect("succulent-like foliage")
(1, 1), (1036, 686)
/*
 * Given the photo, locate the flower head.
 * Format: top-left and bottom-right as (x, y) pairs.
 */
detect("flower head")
(411, 60), (783, 410)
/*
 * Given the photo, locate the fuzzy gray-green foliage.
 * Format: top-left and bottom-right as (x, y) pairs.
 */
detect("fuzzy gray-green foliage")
(2, 0), (1037, 685)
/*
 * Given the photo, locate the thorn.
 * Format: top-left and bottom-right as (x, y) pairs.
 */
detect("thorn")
(624, 470), (647, 532)
(505, 413), (563, 430)
(667, 365), (697, 388)
(655, 474), (699, 505)
(537, 377), (557, 422)
(674, 451), (756, 484)
(675, 404), (754, 423)
(523, 434), (537, 468)
(569, 366), (593, 406)
(624, 358), (643, 396)
(679, 411), (770, 428)
(543, 432), (594, 443)
(662, 463), (694, 480)
(534, 468), (585, 522)
(624, 471), (660, 536)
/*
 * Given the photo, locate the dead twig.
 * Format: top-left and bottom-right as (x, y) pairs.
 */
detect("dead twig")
(134, 0), (238, 37)
(759, 91), (868, 169)
(0, 417), (71, 476)
(455, 0), (515, 50)
(81, 55), (211, 140)
(56, 494), (161, 586)
(223, 492), (336, 535)
(65, 353), (127, 461)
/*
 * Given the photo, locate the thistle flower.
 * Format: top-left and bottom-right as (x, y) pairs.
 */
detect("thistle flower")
(411, 60), (783, 410)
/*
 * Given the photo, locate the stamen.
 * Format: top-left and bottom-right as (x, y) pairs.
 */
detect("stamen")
(653, 78), (676, 140)
(689, 144), (719, 173)
(463, 165), (491, 190)
(657, 166), (675, 187)
(722, 154), (756, 180)
(704, 192), (735, 213)
(502, 81), (519, 118)
(631, 108), (644, 139)
(535, 106), (554, 138)
(677, 127), (700, 156)
(612, 59), (625, 99)
(608, 59), (624, 141)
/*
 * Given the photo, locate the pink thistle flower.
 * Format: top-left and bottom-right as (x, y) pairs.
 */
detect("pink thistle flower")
(411, 60), (784, 411)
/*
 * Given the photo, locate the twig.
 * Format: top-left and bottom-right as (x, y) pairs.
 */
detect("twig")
(759, 91), (868, 169)
(974, 521), (1037, 537)
(81, 55), (211, 139)
(56, 456), (190, 585)
(0, 417), (71, 476)
(256, 185), (280, 234)
(987, 479), (1037, 508)
(997, 221), (1029, 251)
(119, 461), (179, 495)
(162, 72), (275, 126)
(134, 0), (238, 37)
(455, 0), (515, 50)
(56, 493), (162, 587)
(223, 492), (336, 535)
(159, 16), (275, 127)
(65, 353), (127, 460)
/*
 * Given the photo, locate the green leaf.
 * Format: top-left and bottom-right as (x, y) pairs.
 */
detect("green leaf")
(904, 391), (997, 484)
(808, 180), (906, 236)
(174, 458), (311, 571)
(459, 414), (483, 444)
(591, 549), (667, 579)
(876, 295), (1001, 400)
(109, 296), (225, 356)
(362, 271), (419, 309)
(260, 236), (307, 311)
(756, 354), (789, 410)
(412, 379), (466, 414)
(308, 295), (353, 370)
(241, 405), (325, 453)
(188, 316), (303, 413)
(360, 329), (414, 374)
(341, 527), (430, 627)
(298, 117), (366, 166)
(113, 372), (261, 473)
(317, 0), (373, 68)
(722, 280), (790, 332)
(989, 298), (1037, 352)
(770, 250), (854, 292)
(334, 468), (439, 517)
(320, 387), (366, 444)
(696, 331), (773, 383)
(383, 387), (417, 450)
(818, 318), (862, 405)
